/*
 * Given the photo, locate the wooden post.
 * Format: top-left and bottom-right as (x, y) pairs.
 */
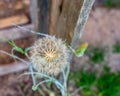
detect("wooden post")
(48, 0), (84, 43)
(48, 0), (95, 45)
(71, 0), (95, 48)
(48, 0), (96, 72)
(30, 0), (49, 34)
(31, 0), (95, 46)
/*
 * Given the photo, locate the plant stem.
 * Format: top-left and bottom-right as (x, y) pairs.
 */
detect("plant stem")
(0, 50), (29, 65)
(71, 0), (95, 48)
(13, 24), (51, 37)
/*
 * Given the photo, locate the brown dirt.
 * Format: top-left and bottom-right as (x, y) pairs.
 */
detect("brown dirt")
(0, 70), (41, 96)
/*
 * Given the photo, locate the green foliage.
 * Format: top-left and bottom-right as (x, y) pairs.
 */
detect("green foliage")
(113, 43), (120, 53)
(105, 0), (113, 7)
(97, 73), (120, 96)
(105, 0), (120, 7)
(70, 67), (120, 96)
(69, 69), (97, 96)
(91, 48), (104, 63)
(86, 47), (104, 63)
(70, 70), (96, 87)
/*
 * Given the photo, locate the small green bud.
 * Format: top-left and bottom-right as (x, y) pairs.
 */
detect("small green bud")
(32, 85), (38, 91)
(69, 42), (88, 57)
(74, 42), (88, 57)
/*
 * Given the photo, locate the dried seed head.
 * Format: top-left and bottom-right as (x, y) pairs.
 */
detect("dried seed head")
(30, 36), (70, 76)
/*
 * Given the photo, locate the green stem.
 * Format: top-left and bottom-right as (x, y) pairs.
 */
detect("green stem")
(35, 79), (52, 88)
(13, 24), (51, 38)
(0, 50), (29, 65)
(25, 53), (36, 86)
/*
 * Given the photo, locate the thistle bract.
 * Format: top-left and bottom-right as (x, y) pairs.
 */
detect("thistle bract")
(30, 36), (70, 76)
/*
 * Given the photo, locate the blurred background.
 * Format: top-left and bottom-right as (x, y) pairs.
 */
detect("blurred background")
(0, 0), (120, 96)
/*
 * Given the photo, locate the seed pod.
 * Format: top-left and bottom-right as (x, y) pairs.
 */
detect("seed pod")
(30, 36), (70, 76)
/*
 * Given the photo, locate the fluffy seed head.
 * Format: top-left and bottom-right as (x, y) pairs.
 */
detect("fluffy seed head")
(30, 37), (70, 76)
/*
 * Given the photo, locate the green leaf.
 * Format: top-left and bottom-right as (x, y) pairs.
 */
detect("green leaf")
(32, 85), (38, 91)
(0, 37), (25, 54)
(74, 42), (88, 57)
(14, 46), (25, 54)
(69, 42), (88, 57)
(0, 37), (13, 45)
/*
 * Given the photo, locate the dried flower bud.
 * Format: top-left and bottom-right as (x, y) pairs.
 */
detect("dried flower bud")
(30, 36), (70, 76)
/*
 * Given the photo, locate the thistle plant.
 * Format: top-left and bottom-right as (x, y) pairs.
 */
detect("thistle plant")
(0, 0), (95, 95)
(30, 36), (70, 76)
(0, 25), (88, 96)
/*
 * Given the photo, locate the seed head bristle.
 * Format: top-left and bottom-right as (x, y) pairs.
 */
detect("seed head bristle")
(30, 36), (70, 76)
